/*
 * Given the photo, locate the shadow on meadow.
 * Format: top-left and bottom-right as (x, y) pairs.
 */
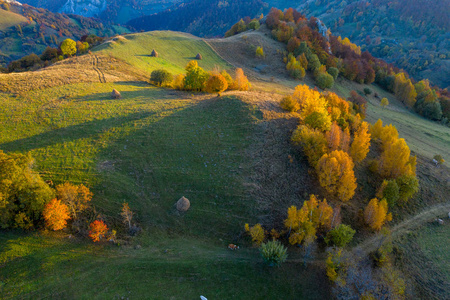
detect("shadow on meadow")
(0, 111), (157, 153)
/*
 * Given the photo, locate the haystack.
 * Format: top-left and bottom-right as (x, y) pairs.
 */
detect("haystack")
(195, 53), (203, 60)
(111, 89), (121, 99)
(176, 196), (190, 212)
(151, 49), (159, 57)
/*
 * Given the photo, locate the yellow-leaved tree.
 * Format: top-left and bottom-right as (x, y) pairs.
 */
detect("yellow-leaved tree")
(378, 138), (416, 178)
(364, 198), (392, 231)
(326, 122), (342, 151)
(284, 195), (333, 245)
(316, 150), (357, 201)
(350, 121), (371, 163)
(245, 223), (266, 246)
(291, 125), (327, 167)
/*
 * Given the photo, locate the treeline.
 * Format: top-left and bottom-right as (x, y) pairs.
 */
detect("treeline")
(303, 0), (449, 89)
(3, 35), (103, 73)
(227, 7), (449, 124)
(0, 150), (138, 242)
(127, 0), (265, 37)
(150, 60), (250, 93)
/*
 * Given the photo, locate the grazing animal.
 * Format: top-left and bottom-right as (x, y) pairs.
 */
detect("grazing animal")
(228, 244), (239, 250)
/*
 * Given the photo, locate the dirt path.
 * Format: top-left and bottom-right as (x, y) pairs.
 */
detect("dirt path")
(358, 202), (450, 254)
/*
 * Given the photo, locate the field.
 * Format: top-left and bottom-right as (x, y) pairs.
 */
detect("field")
(1, 29), (449, 299)
(0, 9), (27, 31)
(96, 31), (233, 75)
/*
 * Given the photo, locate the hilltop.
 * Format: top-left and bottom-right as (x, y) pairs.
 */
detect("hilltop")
(0, 27), (449, 299)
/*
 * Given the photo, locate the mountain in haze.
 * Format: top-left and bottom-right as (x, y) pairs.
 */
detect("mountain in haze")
(297, 0), (450, 89)
(19, 0), (181, 24)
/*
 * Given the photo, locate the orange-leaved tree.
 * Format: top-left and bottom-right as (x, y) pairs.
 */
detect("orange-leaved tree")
(232, 68), (250, 91)
(326, 122), (342, 151)
(316, 150), (357, 201)
(350, 121), (371, 163)
(89, 220), (108, 242)
(43, 198), (70, 230)
(56, 182), (93, 218)
(205, 73), (228, 95)
(364, 198), (392, 231)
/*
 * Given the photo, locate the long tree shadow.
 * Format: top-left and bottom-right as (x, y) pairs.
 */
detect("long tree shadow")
(0, 111), (156, 153)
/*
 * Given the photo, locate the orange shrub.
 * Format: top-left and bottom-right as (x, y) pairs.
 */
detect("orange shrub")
(89, 220), (108, 242)
(43, 198), (70, 231)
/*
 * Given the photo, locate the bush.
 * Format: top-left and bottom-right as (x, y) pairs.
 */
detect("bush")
(280, 95), (300, 112)
(89, 220), (108, 242)
(377, 180), (400, 207)
(315, 72), (334, 89)
(289, 68), (305, 80)
(327, 67), (339, 80)
(396, 174), (419, 204)
(260, 240), (288, 266)
(363, 88), (372, 95)
(304, 111), (332, 131)
(43, 199), (71, 231)
(245, 223), (265, 246)
(248, 20), (260, 30)
(151, 69), (173, 86)
(325, 224), (355, 248)
(256, 46), (264, 58)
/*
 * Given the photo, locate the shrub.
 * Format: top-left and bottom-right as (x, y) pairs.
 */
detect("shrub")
(377, 180), (400, 207)
(325, 224), (355, 248)
(184, 61), (209, 91)
(260, 240), (288, 266)
(205, 73), (228, 95)
(327, 67), (339, 79)
(232, 68), (250, 91)
(363, 88), (372, 95)
(280, 95), (300, 112)
(89, 220), (108, 242)
(256, 46), (264, 58)
(248, 20), (260, 30)
(245, 223), (265, 246)
(172, 74), (185, 90)
(151, 69), (173, 86)
(289, 68), (306, 80)
(396, 174), (419, 204)
(41, 47), (58, 61)
(315, 72), (334, 89)
(43, 199), (71, 231)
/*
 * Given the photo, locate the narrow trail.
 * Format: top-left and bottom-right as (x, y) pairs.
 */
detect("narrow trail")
(92, 54), (106, 83)
(358, 202), (450, 254)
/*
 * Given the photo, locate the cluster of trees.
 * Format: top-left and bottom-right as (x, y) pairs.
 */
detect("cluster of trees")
(0, 150), (137, 242)
(262, 7), (450, 124)
(150, 61), (250, 94)
(6, 35), (101, 73)
(281, 84), (418, 229)
(225, 16), (261, 37)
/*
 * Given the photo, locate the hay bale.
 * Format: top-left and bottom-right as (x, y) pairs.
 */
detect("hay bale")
(151, 49), (159, 57)
(111, 89), (121, 99)
(176, 196), (190, 212)
(195, 53), (202, 60)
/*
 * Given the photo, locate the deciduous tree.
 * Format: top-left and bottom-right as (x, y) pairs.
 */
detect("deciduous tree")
(60, 38), (77, 57)
(56, 182), (93, 219)
(89, 220), (109, 242)
(364, 198), (392, 231)
(350, 121), (371, 163)
(43, 199), (70, 231)
(205, 73), (228, 95)
(316, 150), (357, 201)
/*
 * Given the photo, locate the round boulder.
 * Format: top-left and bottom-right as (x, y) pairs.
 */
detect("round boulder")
(176, 196), (190, 212)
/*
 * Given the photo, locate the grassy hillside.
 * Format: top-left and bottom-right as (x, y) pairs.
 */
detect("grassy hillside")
(1, 29), (449, 299)
(0, 8), (27, 31)
(96, 31), (232, 75)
